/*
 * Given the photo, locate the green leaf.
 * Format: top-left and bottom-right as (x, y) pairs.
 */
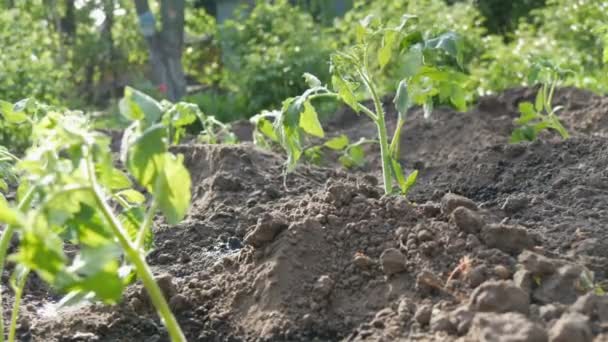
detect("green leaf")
(105, 168), (132, 190)
(61, 247), (124, 304)
(119, 87), (163, 123)
(14, 230), (66, 284)
(282, 97), (304, 129)
(304, 146), (324, 165)
(402, 170), (418, 195)
(332, 76), (359, 113)
(390, 161), (417, 195)
(115, 189), (146, 205)
(340, 145), (365, 168)
(299, 101), (324, 138)
(0, 100), (27, 124)
(547, 115), (570, 139)
(510, 126), (537, 143)
(258, 117), (278, 142)
(402, 47), (423, 78)
(155, 153), (191, 225)
(119, 206), (154, 251)
(65, 204), (113, 248)
(324, 135), (349, 150)
(356, 15), (374, 42)
(127, 124), (167, 190)
(63, 264), (123, 304)
(303, 73), (322, 88)
(394, 80), (410, 117)
(517, 102), (539, 125)
(167, 103), (200, 127)
(0, 179), (7, 192)
(0, 196), (21, 226)
(379, 30), (398, 69)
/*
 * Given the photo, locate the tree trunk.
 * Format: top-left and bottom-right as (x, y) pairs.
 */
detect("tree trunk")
(134, 0), (186, 101)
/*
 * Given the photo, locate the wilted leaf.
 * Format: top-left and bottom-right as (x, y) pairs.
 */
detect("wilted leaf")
(379, 31), (398, 69)
(394, 80), (410, 117)
(303, 73), (322, 88)
(299, 101), (324, 138)
(332, 76), (359, 113)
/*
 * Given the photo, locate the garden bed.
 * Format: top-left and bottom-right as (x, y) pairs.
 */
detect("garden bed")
(14, 87), (608, 341)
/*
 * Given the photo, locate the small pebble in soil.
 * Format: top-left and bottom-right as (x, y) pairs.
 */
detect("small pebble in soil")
(441, 193), (478, 215)
(380, 248), (406, 275)
(414, 304), (433, 326)
(549, 312), (592, 342)
(469, 280), (530, 314)
(155, 273), (177, 299)
(451, 206), (484, 234)
(493, 265), (511, 280)
(502, 195), (529, 214)
(353, 253), (373, 269)
(468, 312), (547, 342)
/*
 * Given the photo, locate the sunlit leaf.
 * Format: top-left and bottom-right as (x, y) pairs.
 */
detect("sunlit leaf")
(127, 124), (167, 190)
(324, 135), (349, 150)
(155, 153), (191, 225)
(116, 189), (146, 205)
(119, 87), (163, 124)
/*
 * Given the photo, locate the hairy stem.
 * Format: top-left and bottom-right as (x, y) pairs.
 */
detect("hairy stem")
(359, 70), (393, 194)
(0, 187), (36, 342)
(84, 154), (186, 342)
(7, 268), (28, 342)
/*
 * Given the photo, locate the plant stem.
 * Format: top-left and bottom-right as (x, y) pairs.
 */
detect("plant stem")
(0, 187), (35, 342)
(85, 156), (186, 342)
(375, 110), (393, 194)
(389, 117), (405, 159)
(7, 268), (28, 342)
(359, 70), (393, 194)
(136, 199), (158, 250)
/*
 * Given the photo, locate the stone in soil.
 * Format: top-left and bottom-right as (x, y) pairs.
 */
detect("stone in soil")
(468, 312), (548, 342)
(244, 212), (288, 248)
(380, 248), (406, 275)
(441, 193), (478, 215)
(469, 280), (530, 314)
(548, 312), (592, 342)
(481, 224), (535, 254)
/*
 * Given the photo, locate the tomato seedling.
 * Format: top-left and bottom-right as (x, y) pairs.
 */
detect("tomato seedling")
(511, 60), (570, 143)
(122, 86), (237, 146)
(252, 16), (468, 195)
(0, 91), (193, 342)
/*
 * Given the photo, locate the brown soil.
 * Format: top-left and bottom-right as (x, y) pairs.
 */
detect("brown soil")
(10, 87), (608, 341)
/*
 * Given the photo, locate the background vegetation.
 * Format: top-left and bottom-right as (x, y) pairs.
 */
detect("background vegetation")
(2, 0), (607, 123)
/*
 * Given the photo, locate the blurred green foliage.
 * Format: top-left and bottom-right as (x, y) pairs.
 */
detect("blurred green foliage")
(218, 0), (333, 117)
(1, 0), (608, 132)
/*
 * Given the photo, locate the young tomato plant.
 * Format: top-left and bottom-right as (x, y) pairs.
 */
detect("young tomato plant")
(0, 92), (193, 342)
(511, 60), (571, 143)
(252, 16), (468, 195)
(121, 86), (237, 146)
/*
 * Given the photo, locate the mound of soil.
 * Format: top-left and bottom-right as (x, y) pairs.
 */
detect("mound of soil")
(11, 87), (608, 341)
